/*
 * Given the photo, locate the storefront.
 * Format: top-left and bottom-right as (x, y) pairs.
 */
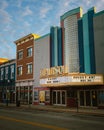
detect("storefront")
(39, 66), (104, 108)
(16, 81), (33, 104)
(33, 87), (50, 105)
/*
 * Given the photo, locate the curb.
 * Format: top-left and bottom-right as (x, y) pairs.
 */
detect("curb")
(0, 104), (104, 117)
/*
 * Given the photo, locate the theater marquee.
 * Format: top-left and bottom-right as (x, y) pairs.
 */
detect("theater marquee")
(40, 67), (104, 87)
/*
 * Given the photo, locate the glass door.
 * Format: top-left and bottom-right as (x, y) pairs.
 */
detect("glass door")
(53, 91), (56, 104)
(79, 91), (84, 106)
(92, 91), (97, 106)
(62, 91), (66, 105)
(79, 90), (98, 107)
(85, 91), (91, 106)
(57, 91), (61, 104)
(52, 90), (66, 106)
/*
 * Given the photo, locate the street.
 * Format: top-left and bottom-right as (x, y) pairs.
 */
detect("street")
(0, 108), (104, 130)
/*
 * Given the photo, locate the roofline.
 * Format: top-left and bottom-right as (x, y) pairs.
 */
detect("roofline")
(35, 33), (50, 41)
(14, 33), (40, 44)
(0, 59), (16, 66)
(94, 10), (104, 17)
(60, 7), (82, 20)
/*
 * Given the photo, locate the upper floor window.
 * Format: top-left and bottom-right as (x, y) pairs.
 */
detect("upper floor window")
(0, 68), (4, 80)
(27, 63), (32, 74)
(18, 50), (23, 59)
(5, 67), (8, 79)
(17, 66), (22, 76)
(10, 65), (14, 79)
(27, 47), (32, 57)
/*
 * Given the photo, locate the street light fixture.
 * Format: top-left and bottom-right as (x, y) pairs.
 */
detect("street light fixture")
(6, 80), (10, 106)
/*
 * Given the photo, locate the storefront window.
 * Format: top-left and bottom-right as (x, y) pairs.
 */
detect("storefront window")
(62, 91), (66, 104)
(98, 90), (104, 105)
(29, 86), (32, 104)
(85, 91), (91, 106)
(57, 91), (61, 104)
(34, 90), (38, 101)
(92, 91), (97, 106)
(79, 91), (84, 106)
(39, 91), (45, 103)
(45, 91), (50, 102)
(53, 91), (56, 104)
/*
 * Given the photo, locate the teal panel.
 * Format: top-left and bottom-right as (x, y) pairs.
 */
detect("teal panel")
(58, 28), (62, 66)
(54, 27), (58, 66)
(88, 8), (96, 73)
(83, 13), (91, 74)
(50, 27), (54, 67)
(78, 19), (84, 72)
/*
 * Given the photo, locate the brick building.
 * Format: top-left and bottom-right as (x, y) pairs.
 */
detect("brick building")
(14, 33), (39, 104)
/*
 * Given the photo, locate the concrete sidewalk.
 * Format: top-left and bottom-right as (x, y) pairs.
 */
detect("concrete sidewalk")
(0, 103), (104, 117)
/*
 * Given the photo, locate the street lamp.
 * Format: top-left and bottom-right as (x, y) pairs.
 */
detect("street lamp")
(6, 80), (10, 106)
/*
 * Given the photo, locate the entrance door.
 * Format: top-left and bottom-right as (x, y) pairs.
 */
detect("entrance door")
(52, 90), (66, 106)
(62, 91), (66, 104)
(92, 91), (97, 106)
(85, 91), (91, 106)
(79, 90), (97, 107)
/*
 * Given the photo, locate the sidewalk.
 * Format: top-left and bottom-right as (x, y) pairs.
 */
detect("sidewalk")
(0, 103), (104, 117)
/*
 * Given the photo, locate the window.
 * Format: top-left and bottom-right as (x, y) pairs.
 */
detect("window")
(27, 64), (32, 74)
(17, 66), (22, 76)
(34, 90), (39, 101)
(27, 47), (32, 57)
(18, 50), (23, 59)
(99, 90), (104, 105)
(5, 67), (8, 79)
(10, 65), (14, 79)
(45, 91), (50, 102)
(0, 68), (4, 80)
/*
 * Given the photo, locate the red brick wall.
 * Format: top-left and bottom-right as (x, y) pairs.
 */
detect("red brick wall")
(16, 39), (34, 80)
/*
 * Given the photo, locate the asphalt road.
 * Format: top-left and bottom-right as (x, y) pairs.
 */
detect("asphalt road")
(0, 108), (104, 130)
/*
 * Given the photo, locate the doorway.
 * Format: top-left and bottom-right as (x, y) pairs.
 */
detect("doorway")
(79, 90), (97, 107)
(52, 90), (66, 106)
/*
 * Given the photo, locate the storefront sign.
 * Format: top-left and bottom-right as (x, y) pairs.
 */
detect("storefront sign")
(40, 66), (68, 78)
(40, 74), (103, 86)
(72, 75), (102, 82)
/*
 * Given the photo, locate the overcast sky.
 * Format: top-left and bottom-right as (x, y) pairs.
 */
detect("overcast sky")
(0, 0), (104, 59)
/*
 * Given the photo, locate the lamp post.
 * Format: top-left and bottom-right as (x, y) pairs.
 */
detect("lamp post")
(6, 80), (10, 106)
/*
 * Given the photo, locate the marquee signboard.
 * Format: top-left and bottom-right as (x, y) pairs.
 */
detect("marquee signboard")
(40, 74), (104, 87)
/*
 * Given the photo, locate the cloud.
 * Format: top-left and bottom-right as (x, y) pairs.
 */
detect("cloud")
(39, 1), (52, 18)
(94, 0), (104, 12)
(0, 38), (16, 59)
(55, 0), (104, 19)
(0, 0), (8, 9)
(0, 1), (12, 24)
(36, 20), (51, 35)
(21, 6), (33, 17)
(0, 9), (13, 24)
(0, 0), (104, 59)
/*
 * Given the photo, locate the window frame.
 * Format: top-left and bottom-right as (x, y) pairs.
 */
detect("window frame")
(17, 66), (23, 76)
(17, 50), (23, 60)
(27, 47), (33, 57)
(5, 67), (9, 80)
(27, 63), (33, 74)
(0, 68), (4, 80)
(10, 65), (15, 79)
